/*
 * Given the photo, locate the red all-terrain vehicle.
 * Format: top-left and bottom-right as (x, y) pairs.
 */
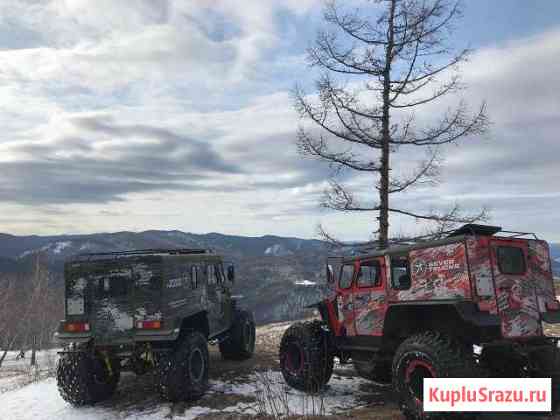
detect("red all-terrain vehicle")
(279, 224), (560, 418)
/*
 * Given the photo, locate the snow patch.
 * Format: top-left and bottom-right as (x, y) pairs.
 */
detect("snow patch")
(0, 366), (372, 419)
(210, 370), (371, 416)
(264, 244), (293, 257)
(52, 241), (72, 254)
(294, 280), (317, 286)
(0, 378), (178, 420)
(18, 250), (34, 259)
(79, 242), (94, 251)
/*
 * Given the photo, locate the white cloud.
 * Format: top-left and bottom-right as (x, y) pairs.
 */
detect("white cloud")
(0, 1), (558, 243)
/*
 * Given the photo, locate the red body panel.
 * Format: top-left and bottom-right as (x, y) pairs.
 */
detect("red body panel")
(390, 242), (470, 302)
(324, 234), (558, 340)
(490, 238), (555, 338)
(466, 237), (498, 313)
(490, 239), (540, 338)
(352, 258), (387, 336)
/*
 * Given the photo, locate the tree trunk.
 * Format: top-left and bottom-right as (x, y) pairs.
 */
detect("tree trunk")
(30, 335), (37, 367)
(378, 0), (396, 249)
(0, 349), (8, 368)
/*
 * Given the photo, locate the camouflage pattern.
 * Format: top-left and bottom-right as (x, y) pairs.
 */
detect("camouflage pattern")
(333, 259), (387, 336)
(466, 237), (498, 313)
(325, 232), (558, 341)
(391, 242), (470, 302)
(337, 284), (357, 336)
(353, 291), (386, 336)
(527, 239), (556, 308)
(489, 239), (556, 338)
(62, 252), (232, 345)
(490, 239), (541, 338)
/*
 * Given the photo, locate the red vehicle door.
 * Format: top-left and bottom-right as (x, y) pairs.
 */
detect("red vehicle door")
(490, 238), (541, 338)
(352, 257), (387, 336)
(336, 262), (357, 336)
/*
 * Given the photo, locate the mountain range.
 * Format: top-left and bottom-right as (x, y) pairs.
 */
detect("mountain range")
(0, 230), (329, 324)
(0, 230), (558, 324)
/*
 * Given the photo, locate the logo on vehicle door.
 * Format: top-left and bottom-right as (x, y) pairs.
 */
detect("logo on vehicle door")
(413, 259), (427, 276)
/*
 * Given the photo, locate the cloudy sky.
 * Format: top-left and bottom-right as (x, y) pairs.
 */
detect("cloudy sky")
(0, 0), (559, 242)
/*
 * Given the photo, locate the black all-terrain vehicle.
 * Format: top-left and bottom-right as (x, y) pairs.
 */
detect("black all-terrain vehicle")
(54, 248), (255, 405)
(279, 224), (560, 418)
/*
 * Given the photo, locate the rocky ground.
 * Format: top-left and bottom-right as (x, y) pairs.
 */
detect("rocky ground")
(0, 321), (557, 419)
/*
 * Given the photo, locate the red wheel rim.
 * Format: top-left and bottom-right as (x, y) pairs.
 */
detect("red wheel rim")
(404, 359), (436, 404)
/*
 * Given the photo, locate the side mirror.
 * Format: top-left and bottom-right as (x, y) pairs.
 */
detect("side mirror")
(227, 264), (235, 283)
(326, 264), (334, 284)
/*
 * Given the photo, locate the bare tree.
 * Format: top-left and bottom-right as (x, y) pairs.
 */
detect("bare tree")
(0, 253), (61, 368)
(0, 276), (18, 366)
(295, 0), (489, 248)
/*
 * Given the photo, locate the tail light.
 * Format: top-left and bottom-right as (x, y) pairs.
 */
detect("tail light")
(64, 322), (90, 332)
(546, 301), (560, 311)
(136, 320), (161, 330)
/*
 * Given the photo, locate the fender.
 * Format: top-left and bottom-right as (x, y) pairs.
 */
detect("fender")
(306, 298), (341, 334)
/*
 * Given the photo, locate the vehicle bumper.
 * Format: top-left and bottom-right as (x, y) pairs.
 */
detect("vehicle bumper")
(54, 328), (180, 345)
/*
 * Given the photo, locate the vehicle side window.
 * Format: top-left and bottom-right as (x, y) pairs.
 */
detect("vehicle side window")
(357, 260), (381, 288)
(339, 264), (354, 289)
(207, 264), (216, 286)
(497, 246), (526, 275)
(215, 263), (224, 284)
(391, 257), (411, 290)
(190, 265), (198, 289)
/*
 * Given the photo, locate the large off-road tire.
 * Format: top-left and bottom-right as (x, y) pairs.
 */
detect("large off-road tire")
(56, 352), (120, 406)
(279, 320), (334, 392)
(219, 309), (256, 361)
(532, 344), (560, 414)
(479, 345), (528, 377)
(392, 331), (476, 419)
(158, 331), (209, 402)
(353, 359), (392, 384)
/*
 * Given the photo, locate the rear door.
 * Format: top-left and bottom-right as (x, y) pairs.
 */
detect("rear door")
(490, 239), (541, 338)
(89, 261), (135, 344)
(352, 258), (387, 336)
(206, 263), (229, 335)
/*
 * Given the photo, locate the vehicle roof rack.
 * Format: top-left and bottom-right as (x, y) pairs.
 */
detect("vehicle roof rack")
(74, 248), (215, 261)
(447, 224), (539, 240)
(494, 230), (540, 240)
(448, 224), (502, 237)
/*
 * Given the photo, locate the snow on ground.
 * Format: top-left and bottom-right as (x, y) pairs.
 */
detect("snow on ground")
(0, 378), (184, 420)
(0, 322), (380, 419)
(0, 370), (373, 420)
(0, 349), (58, 393)
(1, 350), (58, 372)
(213, 370), (373, 417)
